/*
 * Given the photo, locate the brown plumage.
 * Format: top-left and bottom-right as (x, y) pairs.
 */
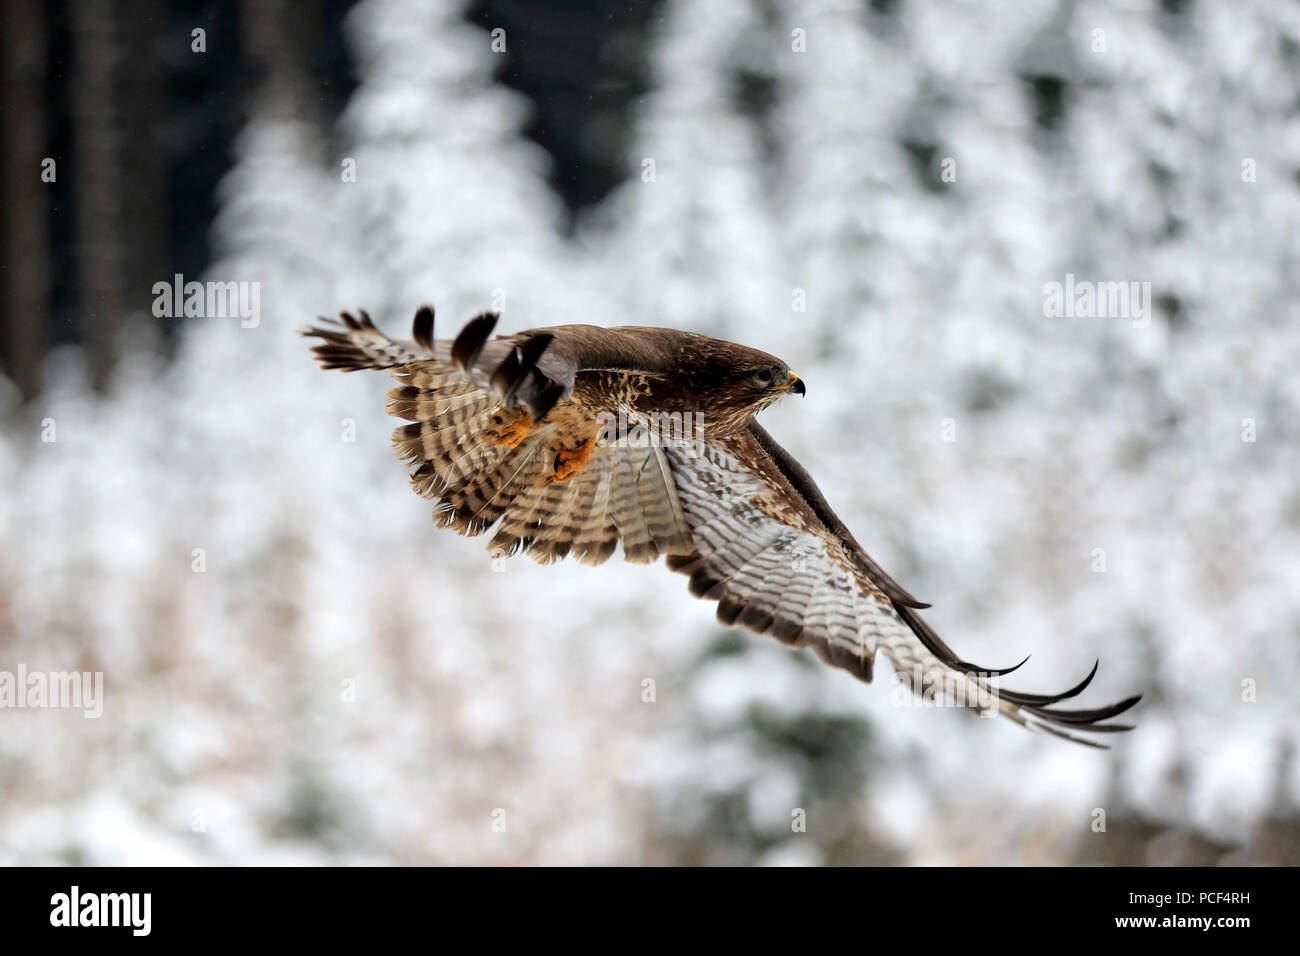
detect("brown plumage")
(303, 307), (1141, 747)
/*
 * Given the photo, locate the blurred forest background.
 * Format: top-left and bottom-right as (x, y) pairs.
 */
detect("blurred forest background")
(1, 0), (1299, 865)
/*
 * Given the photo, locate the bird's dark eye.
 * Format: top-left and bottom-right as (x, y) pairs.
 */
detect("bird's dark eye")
(751, 368), (774, 386)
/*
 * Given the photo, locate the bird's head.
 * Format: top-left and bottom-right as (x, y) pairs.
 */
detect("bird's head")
(685, 339), (805, 432)
(735, 361), (805, 411)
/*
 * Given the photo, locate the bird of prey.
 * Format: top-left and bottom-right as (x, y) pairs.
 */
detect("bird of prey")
(303, 307), (1139, 747)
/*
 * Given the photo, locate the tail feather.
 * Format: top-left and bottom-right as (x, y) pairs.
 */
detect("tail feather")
(439, 438), (550, 537)
(570, 463), (620, 566)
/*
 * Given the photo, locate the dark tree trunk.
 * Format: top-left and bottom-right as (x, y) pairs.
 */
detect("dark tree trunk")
(72, 0), (127, 390)
(1, 0), (51, 398)
(71, 0), (166, 392)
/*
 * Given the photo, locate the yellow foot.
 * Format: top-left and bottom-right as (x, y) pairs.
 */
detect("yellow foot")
(491, 409), (533, 448)
(548, 434), (599, 483)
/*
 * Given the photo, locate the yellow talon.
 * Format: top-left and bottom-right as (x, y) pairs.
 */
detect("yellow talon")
(548, 434), (599, 483)
(492, 410), (533, 448)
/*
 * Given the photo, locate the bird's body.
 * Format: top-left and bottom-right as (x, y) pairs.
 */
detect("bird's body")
(304, 307), (1139, 747)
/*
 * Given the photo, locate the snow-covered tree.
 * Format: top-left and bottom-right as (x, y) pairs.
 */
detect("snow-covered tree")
(587, 0), (788, 347)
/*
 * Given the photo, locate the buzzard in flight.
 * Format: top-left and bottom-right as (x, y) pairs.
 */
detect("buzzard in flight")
(304, 307), (1139, 747)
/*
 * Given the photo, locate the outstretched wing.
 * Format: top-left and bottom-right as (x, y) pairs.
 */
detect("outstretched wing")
(663, 422), (1140, 748)
(303, 308), (693, 565)
(303, 307), (576, 420)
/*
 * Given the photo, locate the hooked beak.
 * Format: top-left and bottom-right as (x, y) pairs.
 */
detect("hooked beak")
(787, 370), (805, 396)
